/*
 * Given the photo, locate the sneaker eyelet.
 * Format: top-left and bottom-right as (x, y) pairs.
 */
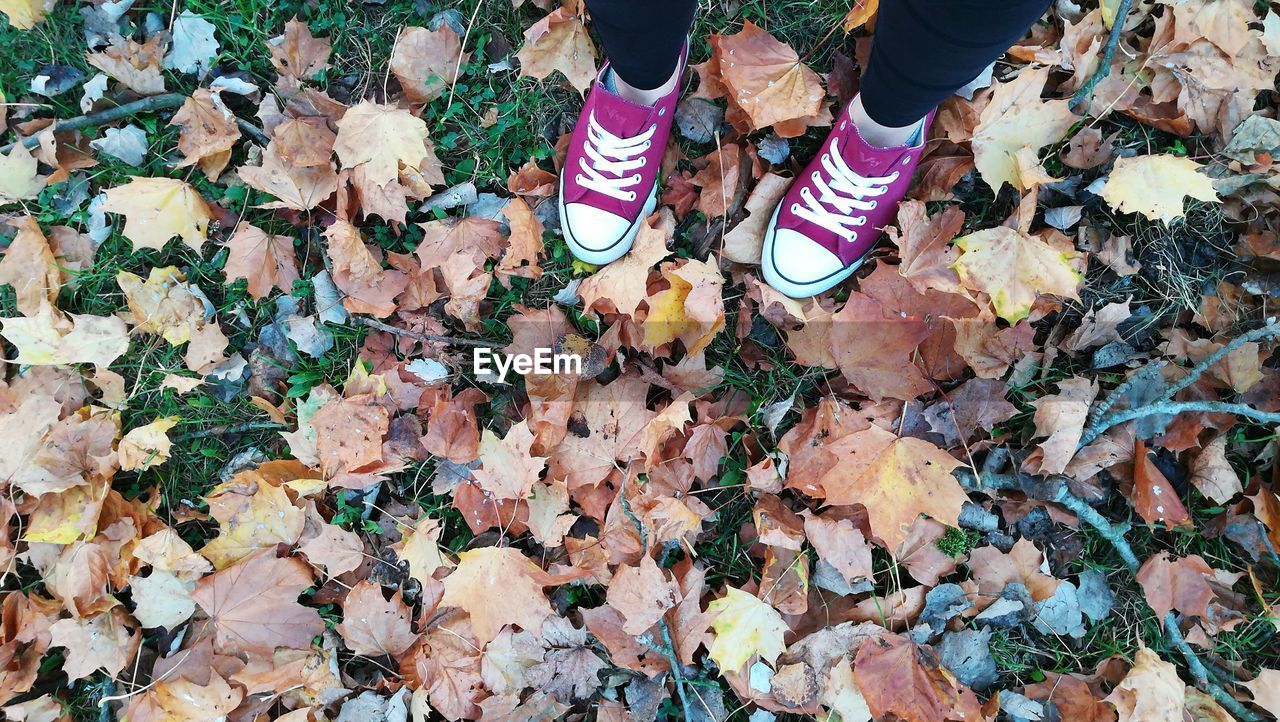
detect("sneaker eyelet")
(658, 108), (666, 116)
(839, 120), (847, 130)
(632, 173), (643, 183)
(869, 200), (877, 209)
(811, 171), (821, 181)
(575, 174), (586, 184)
(627, 191), (637, 201)
(901, 158), (911, 166)
(790, 203), (801, 213)
(890, 172), (900, 181)
(638, 157), (648, 167)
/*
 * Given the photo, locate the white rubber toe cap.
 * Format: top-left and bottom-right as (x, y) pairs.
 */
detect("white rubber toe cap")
(562, 203), (633, 263)
(770, 229), (845, 282)
(760, 207), (863, 298)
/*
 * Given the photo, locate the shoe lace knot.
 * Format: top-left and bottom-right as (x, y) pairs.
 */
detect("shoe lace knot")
(575, 112), (656, 202)
(791, 137), (900, 240)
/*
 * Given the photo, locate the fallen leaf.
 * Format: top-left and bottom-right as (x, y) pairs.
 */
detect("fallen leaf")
(338, 581), (418, 657)
(1024, 377), (1097, 475)
(0, 0), (56, 29)
(473, 420), (547, 501)
(0, 217), (60, 315)
(1105, 647), (1184, 722)
(0, 303), (130, 367)
(952, 226), (1083, 323)
(854, 633), (982, 722)
(101, 177), (213, 252)
(711, 21), (825, 132)
(440, 546), (554, 646)
(972, 66), (1076, 192)
(1188, 435), (1242, 505)
(49, 608), (138, 681)
(223, 224), (299, 300)
(515, 6), (597, 93)
(391, 25), (466, 104)
(191, 552), (325, 656)
(0, 144), (46, 202)
(170, 89), (240, 179)
(707, 586), (788, 673)
(268, 18), (331, 83)
(1100, 154), (1220, 223)
(118, 416), (179, 471)
(605, 555), (679, 636)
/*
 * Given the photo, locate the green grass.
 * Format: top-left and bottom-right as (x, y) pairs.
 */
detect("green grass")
(5, 0), (1279, 720)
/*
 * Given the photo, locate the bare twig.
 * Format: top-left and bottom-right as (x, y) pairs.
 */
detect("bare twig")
(619, 462), (696, 721)
(1069, 0), (1134, 113)
(1083, 400), (1280, 448)
(0, 93), (186, 153)
(1164, 320), (1280, 402)
(1165, 612), (1264, 722)
(1086, 360), (1166, 429)
(234, 117), (271, 146)
(1051, 485), (1139, 572)
(174, 421), (285, 442)
(353, 316), (504, 349)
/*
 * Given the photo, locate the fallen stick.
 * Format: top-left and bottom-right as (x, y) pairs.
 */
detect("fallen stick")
(1069, 0), (1134, 113)
(1165, 612), (1264, 722)
(0, 93), (186, 153)
(0, 92), (270, 153)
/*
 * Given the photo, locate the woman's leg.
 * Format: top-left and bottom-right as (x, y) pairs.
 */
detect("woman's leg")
(584, 0), (697, 89)
(760, 0), (1050, 297)
(856, 0), (1050, 143)
(559, 0), (695, 264)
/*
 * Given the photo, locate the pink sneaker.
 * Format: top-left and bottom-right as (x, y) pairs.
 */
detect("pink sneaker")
(761, 99), (936, 298)
(559, 53), (685, 265)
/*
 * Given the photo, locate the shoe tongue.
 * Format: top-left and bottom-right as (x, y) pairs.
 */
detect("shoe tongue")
(591, 84), (659, 139)
(839, 128), (912, 178)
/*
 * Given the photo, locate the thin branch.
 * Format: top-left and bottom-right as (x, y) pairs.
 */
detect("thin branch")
(1051, 485), (1139, 573)
(173, 420), (284, 442)
(1083, 400), (1280, 447)
(1087, 360), (1166, 429)
(1069, 0), (1134, 113)
(353, 316), (504, 349)
(620, 462), (695, 721)
(1165, 320), (1280, 403)
(0, 93), (186, 153)
(235, 117), (270, 147)
(1165, 612), (1264, 722)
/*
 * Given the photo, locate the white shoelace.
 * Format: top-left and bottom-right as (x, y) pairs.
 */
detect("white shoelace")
(575, 112), (656, 202)
(791, 137), (900, 241)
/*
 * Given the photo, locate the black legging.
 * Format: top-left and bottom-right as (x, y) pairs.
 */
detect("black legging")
(583, 0), (1048, 127)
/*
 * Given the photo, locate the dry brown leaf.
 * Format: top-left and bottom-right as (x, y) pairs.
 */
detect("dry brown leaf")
(191, 552), (324, 656)
(391, 25), (466, 104)
(223, 223), (300, 300)
(712, 21), (825, 132)
(515, 6), (597, 93)
(338, 581), (419, 657)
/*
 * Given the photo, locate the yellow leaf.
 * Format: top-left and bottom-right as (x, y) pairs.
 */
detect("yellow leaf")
(0, 302), (130, 366)
(333, 101), (433, 187)
(117, 266), (206, 345)
(0, 143), (47, 202)
(199, 480), (305, 569)
(707, 586), (788, 673)
(0, 0), (55, 30)
(642, 258), (725, 356)
(842, 0), (880, 31)
(101, 177), (213, 251)
(391, 515), (455, 590)
(1105, 646), (1185, 722)
(0, 216), (61, 315)
(972, 67), (1077, 193)
(118, 416), (180, 471)
(952, 226), (1083, 323)
(1100, 154), (1220, 224)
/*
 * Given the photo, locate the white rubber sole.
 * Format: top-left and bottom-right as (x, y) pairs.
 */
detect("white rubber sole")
(759, 204), (864, 299)
(559, 185), (658, 266)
